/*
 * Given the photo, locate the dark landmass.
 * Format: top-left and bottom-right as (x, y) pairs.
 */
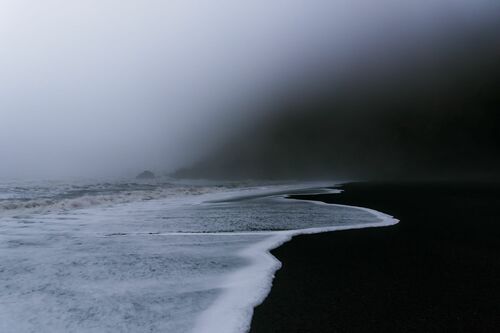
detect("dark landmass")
(174, 17), (500, 181)
(250, 182), (500, 333)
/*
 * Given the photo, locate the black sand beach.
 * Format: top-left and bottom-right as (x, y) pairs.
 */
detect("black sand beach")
(250, 182), (500, 332)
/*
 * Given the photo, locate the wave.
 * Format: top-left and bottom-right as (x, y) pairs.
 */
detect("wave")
(191, 198), (399, 333)
(0, 180), (219, 216)
(0, 181), (398, 333)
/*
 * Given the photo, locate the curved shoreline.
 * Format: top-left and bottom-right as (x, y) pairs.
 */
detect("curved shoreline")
(249, 182), (500, 333)
(191, 195), (398, 333)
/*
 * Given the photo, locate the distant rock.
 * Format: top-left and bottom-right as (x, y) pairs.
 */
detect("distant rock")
(136, 170), (155, 180)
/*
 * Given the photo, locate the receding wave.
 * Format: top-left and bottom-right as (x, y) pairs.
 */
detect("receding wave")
(0, 181), (398, 333)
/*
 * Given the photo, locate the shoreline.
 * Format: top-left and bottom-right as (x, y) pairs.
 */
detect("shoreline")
(250, 182), (500, 332)
(191, 186), (397, 333)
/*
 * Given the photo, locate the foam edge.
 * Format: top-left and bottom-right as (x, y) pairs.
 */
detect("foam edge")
(191, 201), (399, 333)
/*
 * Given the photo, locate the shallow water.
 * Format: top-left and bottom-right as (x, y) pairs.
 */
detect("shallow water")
(0, 179), (397, 333)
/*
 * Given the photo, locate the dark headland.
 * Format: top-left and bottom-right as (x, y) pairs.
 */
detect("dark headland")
(250, 182), (500, 332)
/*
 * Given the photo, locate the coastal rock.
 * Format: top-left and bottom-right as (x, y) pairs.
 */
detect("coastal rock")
(136, 170), (155, 179)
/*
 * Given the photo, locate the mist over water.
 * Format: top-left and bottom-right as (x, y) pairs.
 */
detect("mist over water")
(1, 0), (499, 180)
(1, 3), (499, 332)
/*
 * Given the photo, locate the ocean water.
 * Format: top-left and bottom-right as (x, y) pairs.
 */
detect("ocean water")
(0, 179), (397, 333)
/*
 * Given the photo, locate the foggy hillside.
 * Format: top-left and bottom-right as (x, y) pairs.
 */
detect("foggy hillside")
(2, 1), (499, 180)
(175, 18), (500, 181)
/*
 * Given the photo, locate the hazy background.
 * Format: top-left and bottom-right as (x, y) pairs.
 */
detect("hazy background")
(1, 0), (499, 180)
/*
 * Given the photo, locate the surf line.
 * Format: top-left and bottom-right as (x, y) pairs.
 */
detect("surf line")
(190, 200), (399, 333)
(99, 192), (399, 333)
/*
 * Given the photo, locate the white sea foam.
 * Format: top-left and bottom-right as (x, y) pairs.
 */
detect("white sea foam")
(0, 181), (220, 216)
(0, 180), (398, 333)
(191, 196), (398, 333)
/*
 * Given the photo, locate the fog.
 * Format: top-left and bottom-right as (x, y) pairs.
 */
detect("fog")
(1, 0), (499, 180)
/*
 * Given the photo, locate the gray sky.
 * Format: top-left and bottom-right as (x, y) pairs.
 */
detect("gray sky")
(1, 0), (497, 179)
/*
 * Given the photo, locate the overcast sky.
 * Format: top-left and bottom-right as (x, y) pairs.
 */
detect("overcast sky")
(1, 0), (497, 179)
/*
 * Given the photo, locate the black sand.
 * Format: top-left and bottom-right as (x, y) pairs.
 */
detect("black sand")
(250, 182), (500, 333)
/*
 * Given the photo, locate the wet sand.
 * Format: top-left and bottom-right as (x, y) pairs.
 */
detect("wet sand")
(250, 182), (500, 332)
